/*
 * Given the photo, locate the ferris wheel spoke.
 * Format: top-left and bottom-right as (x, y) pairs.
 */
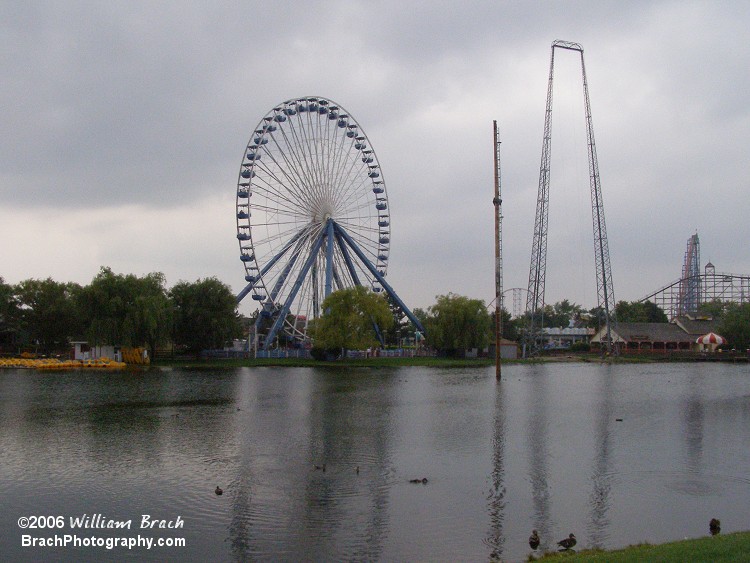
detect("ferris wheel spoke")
(298, 110), (328, 190)
(265, 127), (316, 208)
(336, 197), (375, 218)
(336, 216), (378, 231)
(328, 139), (359, 201)
(255, 229), (305, 255)
(253, 153), (306, 198)
(332, 151), (367, 199)
(251, 194), (306, 222)
(303, 112), (343, 209)
(251, 192), (308, 222)
(255, 143), (311, 209)
(278, 111), (322, 198)
(251, 167), (308, 214)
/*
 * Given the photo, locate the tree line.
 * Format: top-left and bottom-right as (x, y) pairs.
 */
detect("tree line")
(308, 290), (498, 358)
(3, 267), (748, 359)
(0, 267), (240, 358)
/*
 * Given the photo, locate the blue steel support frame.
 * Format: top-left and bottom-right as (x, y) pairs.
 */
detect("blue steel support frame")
(334, 222), (426, 335)
(325, 220), (334, 299)
(253, 241), (305, 336)
(333, 229), (385, 347)
(236, 228), (307, 303)
(262, 224), (327, 350)
(334, 230), (361, 286)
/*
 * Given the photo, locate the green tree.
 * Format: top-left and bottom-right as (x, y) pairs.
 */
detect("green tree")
(585, 306), (606, 330)
(540, 299), (584, 328)
(0, 277), (20, 349)
(615, 300), (668, 323)
(698, 299), (727, 319)
(412, 307), (428, 327)
(14, 278), (83, 354)
(492, 308), (518, 342)
(424, 293), (491, 356)
(642, 300), (669, 322)
(127, 273), (172, 358)
(308, 286), (393, 353)
(77, 267), (130, 346)
(170, 277), (240, 356)
(77, 267), (172, 356)
(382, 300), (407, 346)
(718, 303), (750, 351)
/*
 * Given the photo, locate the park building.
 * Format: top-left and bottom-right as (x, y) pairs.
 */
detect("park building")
(540, 327), (594, 350)
(591, 315), (719, 353)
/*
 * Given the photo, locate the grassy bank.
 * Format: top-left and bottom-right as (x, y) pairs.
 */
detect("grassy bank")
(150, 352), (722, 370)
(153, 356), (497, 369)
(533, 531), (750, 562)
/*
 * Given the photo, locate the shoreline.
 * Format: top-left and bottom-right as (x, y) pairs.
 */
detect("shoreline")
(149, 352), (748, 370)
(3, 353), (746, 371)
(532, 530), (750, 562)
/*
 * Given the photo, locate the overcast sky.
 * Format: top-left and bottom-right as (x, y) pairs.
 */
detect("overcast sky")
(2, 1), (749, 317)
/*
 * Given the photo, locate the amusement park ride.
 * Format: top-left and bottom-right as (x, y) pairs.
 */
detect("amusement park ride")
(640, 232), (750, 320)
(230, 47), (744, 357)
(525, 40), (617, 355)
(233, 97), (424, 351)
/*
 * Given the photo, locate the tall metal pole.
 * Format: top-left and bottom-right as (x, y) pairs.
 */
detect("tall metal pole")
(493, 120), (503, 380)
(525, 43), (556, 356)
(578, 44), (616, 354)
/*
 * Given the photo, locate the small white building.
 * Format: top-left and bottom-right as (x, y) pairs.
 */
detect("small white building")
(541, 327), (593, 349)
(71, 342), (122, 362)
(488, 338), (519, 360)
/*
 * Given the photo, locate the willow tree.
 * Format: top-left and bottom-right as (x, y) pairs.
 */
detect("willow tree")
(77, 267), (172, 357)
(425, 293), (491, 357)
(170, 277), (239, 356)
(718, 302), (750, 351)
(13, 278), (82, 353)
(308, 286), (393, 354)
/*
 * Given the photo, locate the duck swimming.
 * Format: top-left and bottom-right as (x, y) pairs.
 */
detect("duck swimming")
(215, 486), (223, 496)
(529, 530), (540, 550)
(409, 478), (428, 484)
(557, 533), (576, 550)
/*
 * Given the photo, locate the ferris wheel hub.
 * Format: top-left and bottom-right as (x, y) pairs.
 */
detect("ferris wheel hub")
(313, 200), (335, 224)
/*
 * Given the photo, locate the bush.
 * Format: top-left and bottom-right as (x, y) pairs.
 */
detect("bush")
(310, 347), (342, 361)
(570, 342), (591, 352)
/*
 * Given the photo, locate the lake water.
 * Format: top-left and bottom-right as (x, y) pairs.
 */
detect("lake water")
(1, 362), (749, 562)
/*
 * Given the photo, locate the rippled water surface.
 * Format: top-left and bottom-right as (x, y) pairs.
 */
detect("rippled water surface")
(1, 363), (749, 562)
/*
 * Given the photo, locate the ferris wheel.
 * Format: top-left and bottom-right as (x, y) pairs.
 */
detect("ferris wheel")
(235, 96), (419, 350)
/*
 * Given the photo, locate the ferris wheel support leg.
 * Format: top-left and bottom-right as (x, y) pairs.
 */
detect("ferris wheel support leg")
(262, 228), (328, 350)
(236, 282), (256, 304)
(269, 246), (304, 304)
(371, 322), (385, 348)
(324, 220), (335, 300)
(333, 221), (426, 335)
(236, 227), (308, 304)
(253, 248), (304, 340)
(333, 232), (385, 347)
(335, 231), (361, 286)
